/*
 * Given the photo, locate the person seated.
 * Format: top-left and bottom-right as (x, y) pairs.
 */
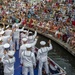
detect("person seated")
(70, 33), (75, 49)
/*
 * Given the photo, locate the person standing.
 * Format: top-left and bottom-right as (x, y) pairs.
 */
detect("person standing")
(21, 44), (36, 75)
(19, 38), (28, 63)
(28, 30), (37, 43)
(12, 24), (20, 50)
(1, 50), (15, 75)
(37, 40), (53, 75)
(0, 38), (4, 59)
(0, 38), (4, 75)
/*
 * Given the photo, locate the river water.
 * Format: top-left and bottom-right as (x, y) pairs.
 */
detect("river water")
(36, 34), (75, 75)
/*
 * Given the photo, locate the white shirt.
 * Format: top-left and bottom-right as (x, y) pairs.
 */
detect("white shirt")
(19, 44), (26, 58)
(37, 44), (52, 62)
(2, 56), (15, 73)
(22, 51), (36, 67)
(13, 29), (20, 39)
(1, 35), (10, 44)
(5, 29), (12, 36)
(0, 44), (4, 58)
(20, 38), (37, 57)
(28, 31), (37, 43)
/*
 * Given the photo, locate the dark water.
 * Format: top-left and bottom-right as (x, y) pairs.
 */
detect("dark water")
(36, 34), (75, 75)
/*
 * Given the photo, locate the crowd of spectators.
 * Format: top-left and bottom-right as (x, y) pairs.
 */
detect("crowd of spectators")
(0, 0), (75, 49)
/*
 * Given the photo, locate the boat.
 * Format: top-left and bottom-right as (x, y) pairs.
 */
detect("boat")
(48, 57), (66, 75)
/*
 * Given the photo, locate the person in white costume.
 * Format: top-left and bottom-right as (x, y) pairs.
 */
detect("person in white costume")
(0, 30), (5, 37)
(37, 40), (53, 75)
(3, 43), (10, 51)
(7, 36), (14, 50)
(1, 50), (15, 75)
(0, 30), (10, 44)
(27, 30), (38, 53)
(20, 37), (38, 60)
(4, 25), (12, 36)
(28, 30), (37, 43)
(20, 30), (28, 45)
(1, 35), (10, 44)
(20, 38), (28, 75)
(0, 38), (4, 59)
(20, 37), (38, 74)
(12, 24), (20, 50)
(19, 38), (27, 60)
(21, 44), (36, 75)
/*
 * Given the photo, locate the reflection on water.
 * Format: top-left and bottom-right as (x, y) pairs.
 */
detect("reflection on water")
(36, 34), (75, 75)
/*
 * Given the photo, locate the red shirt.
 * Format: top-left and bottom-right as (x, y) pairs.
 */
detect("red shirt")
(44, 8), (48, 13)
(22, 19), (27, 25)
(72, 21), (75, 26)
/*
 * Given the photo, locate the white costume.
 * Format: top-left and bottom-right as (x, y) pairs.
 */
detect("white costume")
(1, 35), (10, 44)
(5, 29), (12, 36)
(5, 25), (12, 36)
(12, 25), (20, 50)
(8, 36), (14, 50)
(37, 41), (53, 75)
(1, 50), (15, 75)
(3, 43), (10, 58)
(28, 31), (37, 43)
(0, 44), (4, 59)
(19, 38), (28, 53)
(20, 38), (37, 59)
(19, 38), (27, 62)
(20, 30), (28, 45)
(27, 31), (37, 53)
(20, 38), (37, 75)
(21, 44), (36, 75)
(0, 30), (5, 36)
(0, 38), (4, 59)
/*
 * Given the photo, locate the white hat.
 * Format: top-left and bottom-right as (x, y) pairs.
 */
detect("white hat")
(8, 51), (15, 56)
(0, 38), (2, 42)
(0, 30), (5, 35)
(16, 24), (19, 27)
(23, 30), (28, 33)
(3, 43), (10, 48)
(40, 41), (46, 45)
(22, 38), (27, 41)
(25, 44), (32, 48)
